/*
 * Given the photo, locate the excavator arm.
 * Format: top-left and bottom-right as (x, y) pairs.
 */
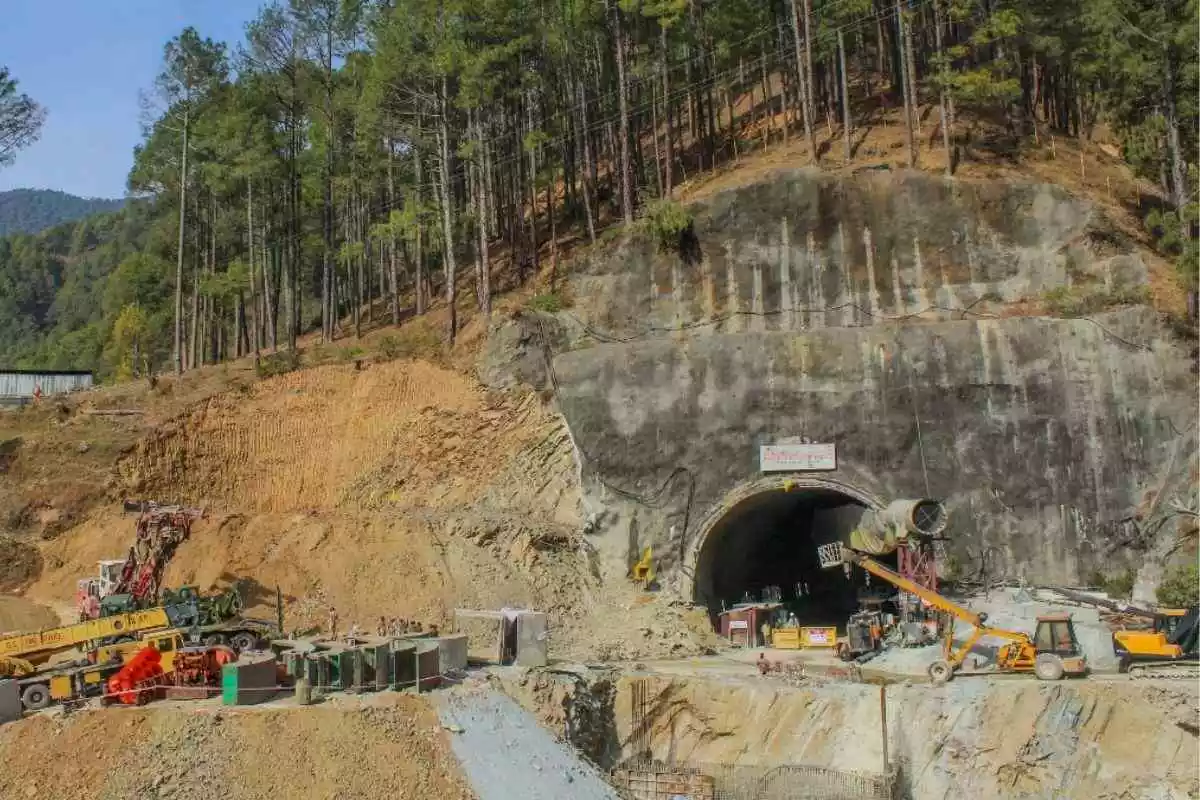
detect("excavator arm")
(843, 549), (1033, 669)
(845, 550), (983, 626)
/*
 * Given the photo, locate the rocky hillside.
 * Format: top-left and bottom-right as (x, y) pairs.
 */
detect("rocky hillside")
(484, 168), (1198, 603)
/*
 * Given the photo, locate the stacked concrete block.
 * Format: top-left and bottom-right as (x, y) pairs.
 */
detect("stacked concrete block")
(361, 642), (392, 691)
(436, 634), (469, 674)
(0, 681), (20, 724)
(325, 648), (361, 691)
(303, 652), (328, 691)
(390, 640), (416, 690)
(515, 612), (548, 667)
(221, 656), (277, 706)
(415, 640), (441, 692)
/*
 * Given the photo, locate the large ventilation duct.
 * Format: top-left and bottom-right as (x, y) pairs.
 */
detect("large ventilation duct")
(846, 499), (947, 555)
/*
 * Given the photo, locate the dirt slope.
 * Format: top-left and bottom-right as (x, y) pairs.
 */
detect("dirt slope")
(25, 359), (590, 637)
(0, 696), (473, 800)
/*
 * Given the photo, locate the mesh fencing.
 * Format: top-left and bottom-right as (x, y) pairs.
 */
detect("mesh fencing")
(611, 759), (895, 800)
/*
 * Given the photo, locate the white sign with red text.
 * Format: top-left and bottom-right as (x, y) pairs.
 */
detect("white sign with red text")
(759, 443), (837, 472)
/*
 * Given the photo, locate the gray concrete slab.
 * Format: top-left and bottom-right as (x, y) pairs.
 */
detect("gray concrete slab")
(436, 688), (620, 800)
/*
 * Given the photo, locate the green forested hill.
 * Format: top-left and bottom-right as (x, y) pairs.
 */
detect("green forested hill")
(0, 189), (125, 236)
(0, 200), (172, 374)
(0, 0), (1195, 381)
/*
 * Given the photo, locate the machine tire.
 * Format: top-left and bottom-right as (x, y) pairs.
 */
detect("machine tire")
(230, 632), (258, 652)
(21, 683), (50, 711)
(836, 642), (854, 662)
(928, 660), (954, 686)
(203, 633), (227, 647)
(1117, 655), (1132, 674)
(1034, 653), (1065, 681)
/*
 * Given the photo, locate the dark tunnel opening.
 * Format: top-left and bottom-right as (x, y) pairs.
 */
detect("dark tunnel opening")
(694, 488), (893, 629)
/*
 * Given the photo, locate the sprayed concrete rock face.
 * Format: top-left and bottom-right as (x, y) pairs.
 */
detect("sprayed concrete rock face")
(485, 169), (1198, 600)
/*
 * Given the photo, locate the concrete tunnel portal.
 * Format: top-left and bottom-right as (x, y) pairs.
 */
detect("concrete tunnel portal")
(686, 482), (955, 633)
(691, 485), (885, 628)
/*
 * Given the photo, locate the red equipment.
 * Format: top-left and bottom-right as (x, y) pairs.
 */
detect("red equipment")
(172, 645), (237, 686)
(115, 503), (205, 605)
(77, 502), (205, 619)
(106, 646), (165, 706)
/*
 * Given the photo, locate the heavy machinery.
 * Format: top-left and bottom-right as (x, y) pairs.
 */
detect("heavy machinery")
(822, 545), (1089, 684)
(171, 644), (236, 687)
(45, 628), (185, 709)
(0, 602), (197, 710)
(76, 501), (205, 620)
(104, 646), (165, 706)
(630, 546), (656, 589)
(1113, 605), (1199, 678)
(836, 609), (885, 662)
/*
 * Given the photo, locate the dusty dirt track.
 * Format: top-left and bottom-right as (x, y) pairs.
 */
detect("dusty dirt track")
(0, 696), (474, 800)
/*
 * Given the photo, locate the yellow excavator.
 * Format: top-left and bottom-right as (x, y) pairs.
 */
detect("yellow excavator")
(630, 546), (656, 589)
(1112, 606), (1198, 678)
(834, 548), (1089, 684)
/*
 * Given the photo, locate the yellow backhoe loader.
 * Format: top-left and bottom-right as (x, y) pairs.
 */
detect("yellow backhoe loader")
(832, 548), (1089, 684)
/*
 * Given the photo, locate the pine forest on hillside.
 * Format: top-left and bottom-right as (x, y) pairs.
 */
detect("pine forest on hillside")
(0, 0), (1195, 379)
(0, 190), (125, 238)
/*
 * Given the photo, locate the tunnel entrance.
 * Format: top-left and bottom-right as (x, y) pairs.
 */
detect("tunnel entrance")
(692, 487), (890, 629)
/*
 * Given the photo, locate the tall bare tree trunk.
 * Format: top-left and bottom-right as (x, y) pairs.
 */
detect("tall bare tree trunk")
(838, 29), (852, 163)
(247, 179), (260, 360)
(903, 3), (921, 143)
(789, 0), (817, 162)
(524, 88), (540, 274)
(174, 108), (189, 374)
(609, 0), (634, 224)
(474, 113), (492, 316)
(438, 77), (458, 346)
(660, 23), (674, 197)
(415, 146), (427, 316)
(575, 76), (597, 243)
(802, 0), (817, 157)
(1163, 45), (1187, 211)
(933, 0), (952, 175)
(386, 138), (400, 324)
(895, 0), (916, 167)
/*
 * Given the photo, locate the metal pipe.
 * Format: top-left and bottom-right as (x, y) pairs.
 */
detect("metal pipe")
(845, 498), (947, 555)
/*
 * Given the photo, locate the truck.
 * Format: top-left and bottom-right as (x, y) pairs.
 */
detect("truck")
(0, 603), (197, 710)
(3, 588), (278, 711)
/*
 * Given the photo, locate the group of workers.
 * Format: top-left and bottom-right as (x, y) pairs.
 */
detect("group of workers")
(324, 607), (438, 641)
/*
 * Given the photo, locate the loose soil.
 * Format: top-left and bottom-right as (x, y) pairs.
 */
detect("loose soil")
(0, 695), (474, 800)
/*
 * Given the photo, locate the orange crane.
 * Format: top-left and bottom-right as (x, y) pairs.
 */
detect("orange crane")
(833, 548), (1089, 684)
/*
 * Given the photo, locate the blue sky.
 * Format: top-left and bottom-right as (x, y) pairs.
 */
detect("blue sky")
(0, 1), (261, 199)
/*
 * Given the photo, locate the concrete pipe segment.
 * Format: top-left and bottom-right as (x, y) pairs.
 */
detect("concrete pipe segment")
(847, 499), (947, 555)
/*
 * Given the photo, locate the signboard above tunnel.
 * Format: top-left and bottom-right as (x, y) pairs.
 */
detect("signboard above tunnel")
(759, 443), (837, 472)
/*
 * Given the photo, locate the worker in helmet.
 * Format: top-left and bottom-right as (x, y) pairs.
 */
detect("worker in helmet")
(327, 607), (339, 640)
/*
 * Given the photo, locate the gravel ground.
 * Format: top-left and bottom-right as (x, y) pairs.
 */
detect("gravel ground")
(436, 687), (621, 800)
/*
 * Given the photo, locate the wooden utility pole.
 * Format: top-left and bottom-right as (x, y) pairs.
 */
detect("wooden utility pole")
(880, 684), (890, 774)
